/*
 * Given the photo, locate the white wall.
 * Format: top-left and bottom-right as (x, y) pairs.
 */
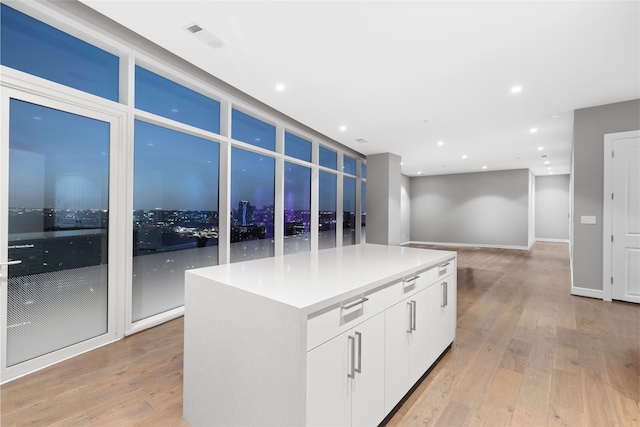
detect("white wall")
(410, 169), (530, 248)
(535, 175), (570, 241)
(400, 175), (411, 243)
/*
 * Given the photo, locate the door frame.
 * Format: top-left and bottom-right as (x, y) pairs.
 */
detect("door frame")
(0, 68), (128, 383)
(602, 130), (640, 302)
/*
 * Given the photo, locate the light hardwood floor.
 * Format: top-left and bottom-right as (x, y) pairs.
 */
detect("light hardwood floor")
(1, 242), (638, 426)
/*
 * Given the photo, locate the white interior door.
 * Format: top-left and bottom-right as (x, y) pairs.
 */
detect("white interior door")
(605, 131), (640, 303)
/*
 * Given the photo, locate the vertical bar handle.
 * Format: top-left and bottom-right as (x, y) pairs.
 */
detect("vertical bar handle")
(411, 300), (417, 331)
(406, 302), (413, 333)
(355, 332), (362, 374)
(441, 281), (448, 307)
(347, 335), (355, 379)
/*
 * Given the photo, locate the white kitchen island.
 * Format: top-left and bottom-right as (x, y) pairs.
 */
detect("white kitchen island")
(183, 243), (457, 427)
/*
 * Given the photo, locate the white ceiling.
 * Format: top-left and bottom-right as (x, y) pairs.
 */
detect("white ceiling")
(80, 0), (639, 177)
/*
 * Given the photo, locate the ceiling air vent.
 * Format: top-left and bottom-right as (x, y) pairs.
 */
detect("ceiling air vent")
(356, 138), (369, 144)
(186, 24), (203, 34)
(184, 22), (225, 49)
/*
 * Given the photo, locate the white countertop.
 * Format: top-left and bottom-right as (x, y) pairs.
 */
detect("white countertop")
(186, 244), (455, 314)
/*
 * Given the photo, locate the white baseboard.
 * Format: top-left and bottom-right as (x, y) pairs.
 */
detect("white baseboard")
(571, 286), (603, 299)
(536, 238), (570, 243)
(404, 241), (530, 250)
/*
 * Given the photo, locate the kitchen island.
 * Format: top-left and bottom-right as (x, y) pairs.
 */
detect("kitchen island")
(183, 243), (456, 426)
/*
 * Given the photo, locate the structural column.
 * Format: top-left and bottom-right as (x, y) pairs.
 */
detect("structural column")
(366, 153), (402, 246)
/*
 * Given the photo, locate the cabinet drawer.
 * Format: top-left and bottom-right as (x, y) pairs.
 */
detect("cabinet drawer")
(307, 280), (403, 351)
(426, 258), (456, 284)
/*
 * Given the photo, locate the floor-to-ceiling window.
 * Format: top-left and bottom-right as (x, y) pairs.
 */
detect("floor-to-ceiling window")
(0, 0), (366, 382)
(1, 3), (121, 381)
(343, 156), (357, 246)
(132, 66), (221, 322)
(132, 122), (219, 321)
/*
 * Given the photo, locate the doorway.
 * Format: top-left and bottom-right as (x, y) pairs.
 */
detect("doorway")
(1, 89), (122, 382)
(603, 130), (640, 303)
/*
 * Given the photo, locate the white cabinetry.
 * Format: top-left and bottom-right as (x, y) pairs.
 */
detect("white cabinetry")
(384, 276), (429, 413)
(427, 276), (457, 367)
(183, 244), (456, 427)
(307, 312), (385, 427)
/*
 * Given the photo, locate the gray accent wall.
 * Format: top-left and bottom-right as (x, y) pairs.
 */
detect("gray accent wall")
(535, 175), (570, 240)
(572, 99), (640, 291)
(410, 169), (531, 247)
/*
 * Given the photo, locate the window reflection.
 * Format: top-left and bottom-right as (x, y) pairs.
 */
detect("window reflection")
(319, 171), (337, 249)
(232, 109), (276, 151)
(319, 146), (337, 170)
(285, 132), (312, 162)
(135, 66), (220, 133)
(343, 156), (357, 176)
(1, 4), (119, 101)
(7, 99), (110, 366)
(343, 176), (356, 246)
(284, 162), (311, 255)
(362, 181), (367, 243)
(230, 148), (275, 262)
(133, 121), (219, 322)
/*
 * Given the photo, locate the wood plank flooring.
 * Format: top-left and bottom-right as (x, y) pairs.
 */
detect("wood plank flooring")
(1, 242), (638, 426)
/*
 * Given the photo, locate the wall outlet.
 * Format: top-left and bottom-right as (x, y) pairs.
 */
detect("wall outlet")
(581, 216), (596, 224)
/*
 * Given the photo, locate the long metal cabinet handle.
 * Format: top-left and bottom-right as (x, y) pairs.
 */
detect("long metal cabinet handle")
(355, 332), (362, 374)
(404, 275), (420, 283)
(348, 335), (355, 379)
(441, 281), (448, 307)
(0, 260), (22, 266)
(411, 300), (417, 331)
(342, 297), (369, 310)
(406, 302), (413, 333)
(440, 262), (450, 268)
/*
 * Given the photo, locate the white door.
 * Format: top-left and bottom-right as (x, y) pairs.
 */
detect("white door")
(1, 90), (120, 382)
(611, 133), (640, 303)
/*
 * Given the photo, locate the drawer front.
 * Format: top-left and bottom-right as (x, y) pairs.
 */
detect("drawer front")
(427, 258), (456, 284)
(307, 280), (403, 351)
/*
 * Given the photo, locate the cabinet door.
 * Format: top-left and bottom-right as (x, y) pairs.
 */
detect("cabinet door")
(384, 299), (411, 414)
(407, 288), (429, 386)
(426, 278), (456, 368)
(351, 313), (385, 427)
(307, 330), (351, 427)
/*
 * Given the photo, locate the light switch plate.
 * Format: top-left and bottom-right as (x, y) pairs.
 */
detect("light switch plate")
(581, 215), (596, 224)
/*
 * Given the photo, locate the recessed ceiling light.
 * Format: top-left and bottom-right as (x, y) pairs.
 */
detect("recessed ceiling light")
(530, 128), (538, 133)
(547, 166), (552, 170)
(339, 126), (347, 131)
(482, 166), (487, 169)
(275, 83), (285, 91)
(551, 114), (560, 119)
(462, 155), (468, 159)
(511, 86), (522, 93)
(544, 161), (550, 165)
(549, 172), (554, 175)
(400, 162), (404, 165)
(538, 146), (544, 151)
(437, 141), (444, 146)
(417, 171), (423, 175)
